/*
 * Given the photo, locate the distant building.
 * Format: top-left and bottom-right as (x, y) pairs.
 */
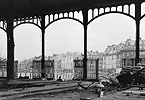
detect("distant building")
(87, 50), (104, 71)
(103, 44), (124, 70)
(18, 58), (36, 78)
(87, 50), (99, 59)
(122, 38), (145, 66)
(73, 50), (102, 80)
(18, 55), (48, 79)
(0, 58), (6, 78)
(0, 58), (18, 79)
(53, 52), (82, 81)
(32, 59), (54, 79)
(87, 59), (99, 80)
(74, 58), (83, 80)
(74, 58), (99, 80)
(103, 38), (145, 73)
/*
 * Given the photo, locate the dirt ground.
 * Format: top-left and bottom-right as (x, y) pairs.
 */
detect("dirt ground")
(11, 87), (117, 100)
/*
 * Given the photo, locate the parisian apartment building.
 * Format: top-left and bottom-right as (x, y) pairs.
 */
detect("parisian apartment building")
(53, 52), (82, 81)
(32, 57), (54, 79)
(0, 58), (18, 78)
(53, 51), (105, 81)
(103, 43), (124, 70)
(5, 38), (145, 80)
(122, 38), (145, 66)
(74, 50), (103, 80)
(18, 56), (49, 79)
(103, 38), (145, 74)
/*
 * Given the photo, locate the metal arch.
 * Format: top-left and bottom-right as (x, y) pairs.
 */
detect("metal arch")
(13, 22), (41, 29)
(141, 14), (145, 20)
(45, 17), (83, 29)
(0, 21), (8, 33)
(88, 11), (135, 25)
(0, 27), (7, 33)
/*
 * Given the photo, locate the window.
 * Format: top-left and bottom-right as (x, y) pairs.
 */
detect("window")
(104, 57), (106, 60)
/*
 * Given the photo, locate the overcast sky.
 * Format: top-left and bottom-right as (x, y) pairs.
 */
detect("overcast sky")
(1, 5), (145, 61)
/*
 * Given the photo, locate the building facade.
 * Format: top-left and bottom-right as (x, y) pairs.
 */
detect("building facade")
(103, 44), (124, 70)
(87, 50), (104, 70)
(53, 51), (103, 81)
(18, 56), (49, 79)
(73, 50), (102, 80)
(103, 38), (145, 72)
(0, 58), (7, 78)
(32, 59), (54, 79)
(53, 52), (80, 81)
(18, 58), (36, 78)
(122, 38), (145, 67)
(74, 58), (99, 80)
(0, 58), (18, 78)
(74, 58), (83, 80)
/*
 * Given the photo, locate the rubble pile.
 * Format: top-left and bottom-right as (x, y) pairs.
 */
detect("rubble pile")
(116, 66), (145, 87)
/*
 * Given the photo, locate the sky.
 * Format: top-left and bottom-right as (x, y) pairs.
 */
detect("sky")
(1, 4), (145, 61)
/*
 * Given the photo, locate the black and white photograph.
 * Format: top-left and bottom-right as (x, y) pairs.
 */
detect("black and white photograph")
(0, 0), (145, 100)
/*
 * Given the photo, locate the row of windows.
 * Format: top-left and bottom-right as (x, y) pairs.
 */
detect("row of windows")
(56, 74), (73, 80)
(125, 46), (145, 50)
(103, 65), (116, 69)
(104, 56), (118, 60)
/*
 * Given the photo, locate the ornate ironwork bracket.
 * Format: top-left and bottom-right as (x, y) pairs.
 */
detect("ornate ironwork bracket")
(13, 16), (41, 29)
(88, 3), (136, 25)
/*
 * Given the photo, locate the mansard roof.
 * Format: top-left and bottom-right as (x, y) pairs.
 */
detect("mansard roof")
(124, 38), (145, 46)
(0, 0), (142, 20)
(104, 38), (145, 55)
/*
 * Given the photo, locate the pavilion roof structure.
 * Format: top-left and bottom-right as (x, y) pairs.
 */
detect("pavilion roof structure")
(3, 0), (144, 80)
(0, 0), (144, 20)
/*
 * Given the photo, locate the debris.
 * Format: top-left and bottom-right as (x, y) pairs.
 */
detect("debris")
(77, 82), (95, 90)
(116, 67), (145, 87)
(95, 82), (104, 88)
(80, 97), (92, 100)
(123, 90), (145, 96)
(94, 82), (104, 97)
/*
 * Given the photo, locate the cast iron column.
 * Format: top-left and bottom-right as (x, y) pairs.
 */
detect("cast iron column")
(7, 17), (14, 80)
(82, 9), (88, 80)
(135, 1), (141, 65)
(96, 59), (99, 81)
(41, 15), (45, 78)
(6, 0), (14, 80)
